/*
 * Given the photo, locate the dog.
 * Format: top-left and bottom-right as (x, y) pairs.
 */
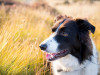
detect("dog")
(39, 15), (99, 75)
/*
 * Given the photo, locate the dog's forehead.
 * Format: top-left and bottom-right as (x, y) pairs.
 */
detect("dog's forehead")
(52, 19), (64, 29)
(52, 19), (74, 31)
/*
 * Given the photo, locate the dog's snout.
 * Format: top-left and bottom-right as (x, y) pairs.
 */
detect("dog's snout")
(39, 44), (47, 50)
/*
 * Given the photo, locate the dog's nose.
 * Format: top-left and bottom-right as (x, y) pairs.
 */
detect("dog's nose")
(39, 44), (47, 50)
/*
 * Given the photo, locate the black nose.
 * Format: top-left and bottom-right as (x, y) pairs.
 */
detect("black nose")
(39, 44), (47, 50)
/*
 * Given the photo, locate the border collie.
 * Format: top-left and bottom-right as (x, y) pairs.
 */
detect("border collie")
(39, 15), (99, 75)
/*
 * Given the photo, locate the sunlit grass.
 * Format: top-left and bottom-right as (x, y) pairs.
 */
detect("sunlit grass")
(0, 6), (53, 75)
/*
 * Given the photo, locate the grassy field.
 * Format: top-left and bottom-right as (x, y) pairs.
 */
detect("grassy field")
(0, 1), (100, 75)
(0, 5), (53, 75)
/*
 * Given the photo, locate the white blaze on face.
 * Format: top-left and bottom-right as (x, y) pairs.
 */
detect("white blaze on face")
(40, 21), (64, 53)
(40, 33), (59, 53)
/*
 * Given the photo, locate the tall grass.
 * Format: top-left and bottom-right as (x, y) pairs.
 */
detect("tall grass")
(0, 6), (53, 75)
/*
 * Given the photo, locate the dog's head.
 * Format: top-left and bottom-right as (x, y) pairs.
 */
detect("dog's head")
(39, 15), (95, 63)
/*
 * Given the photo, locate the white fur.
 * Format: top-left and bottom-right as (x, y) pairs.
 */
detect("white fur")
(40, 33), (59, 53)
(52, 39), (99, 75)
(40, 22), (62, 53)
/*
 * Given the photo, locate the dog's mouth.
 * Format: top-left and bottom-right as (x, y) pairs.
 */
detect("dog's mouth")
(46, 50), (69, 61)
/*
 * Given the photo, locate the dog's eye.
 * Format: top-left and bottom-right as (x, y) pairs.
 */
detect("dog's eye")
(61, 31), (68, 37)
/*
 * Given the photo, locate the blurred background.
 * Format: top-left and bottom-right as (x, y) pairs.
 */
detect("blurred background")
(0, 0), (100, 75)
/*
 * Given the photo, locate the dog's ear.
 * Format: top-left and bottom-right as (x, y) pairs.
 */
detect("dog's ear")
(54, 15), (63, 23)
(75, 19), (94, 61)
(75, 19), (95, 34)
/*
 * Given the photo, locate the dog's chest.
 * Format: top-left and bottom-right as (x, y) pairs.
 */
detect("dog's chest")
(52, 61), (82, 75)
(52, 54), (82, 75)
(51, 54), (98, 75)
